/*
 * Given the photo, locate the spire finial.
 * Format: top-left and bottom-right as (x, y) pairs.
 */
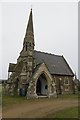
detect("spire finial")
(31, 5), (32, 11)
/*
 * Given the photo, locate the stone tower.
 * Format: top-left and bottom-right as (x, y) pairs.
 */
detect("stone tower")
(18, 9), (35, 83)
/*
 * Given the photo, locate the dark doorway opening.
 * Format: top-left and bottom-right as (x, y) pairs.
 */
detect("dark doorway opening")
(36, 73), (48, 96)
(19, 88), (27, 96)
(36, 79), (41, 95)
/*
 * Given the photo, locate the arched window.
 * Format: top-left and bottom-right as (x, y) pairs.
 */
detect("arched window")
(64, 79), (69, 84)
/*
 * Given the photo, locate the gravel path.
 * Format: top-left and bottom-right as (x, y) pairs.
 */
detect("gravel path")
(2, 98), (78, 118)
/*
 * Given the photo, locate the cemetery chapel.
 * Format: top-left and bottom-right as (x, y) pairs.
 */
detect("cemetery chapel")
(6, 9), (75, 98)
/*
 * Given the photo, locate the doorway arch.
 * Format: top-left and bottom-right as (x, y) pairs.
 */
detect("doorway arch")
(27, 62), (57, 98)
(36, 73), (48, 96)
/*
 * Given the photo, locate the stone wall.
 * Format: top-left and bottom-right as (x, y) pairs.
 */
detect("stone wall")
(52, 75), (75, 94)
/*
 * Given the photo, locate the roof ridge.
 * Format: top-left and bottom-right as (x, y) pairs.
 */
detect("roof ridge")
(34, 50), (62, 57)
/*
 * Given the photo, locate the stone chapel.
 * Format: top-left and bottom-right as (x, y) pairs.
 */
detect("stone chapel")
(5, 9), (75, 98)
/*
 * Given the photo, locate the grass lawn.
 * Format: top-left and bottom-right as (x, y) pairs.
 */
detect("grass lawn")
(46, 107), (78, 118)
(57, 93), (78, 99)
(0, 84), (2, 95)
(2, 95), (27, 107)
(0, 84), (2, 106)
(2, 93), (78, 107)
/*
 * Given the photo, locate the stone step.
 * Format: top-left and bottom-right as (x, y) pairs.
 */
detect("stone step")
(38, 95), (48, 98)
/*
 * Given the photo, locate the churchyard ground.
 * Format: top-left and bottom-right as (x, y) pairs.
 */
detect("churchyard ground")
(2, 94), (78, 118)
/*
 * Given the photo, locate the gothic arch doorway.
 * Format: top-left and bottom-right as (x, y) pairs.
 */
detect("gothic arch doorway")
(27, 62), (57, 98)
(36, 73), (48, 96)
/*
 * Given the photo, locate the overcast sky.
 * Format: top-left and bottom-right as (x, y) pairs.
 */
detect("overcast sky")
(0, 2), (78, 79)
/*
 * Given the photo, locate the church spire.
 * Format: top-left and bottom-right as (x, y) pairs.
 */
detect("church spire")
(21, 9), (35, 81)
(23, 8), (34, 48)
(26, 8), (34, 35)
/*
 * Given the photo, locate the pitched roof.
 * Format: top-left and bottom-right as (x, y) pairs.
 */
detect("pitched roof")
(34, 51), (74, 76)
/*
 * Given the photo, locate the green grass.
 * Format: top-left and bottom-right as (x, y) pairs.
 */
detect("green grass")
(46, 107), (78, 118)
(2, 95), (49, 107)
(57, 93), (78, 99)
(0, 84), (2, 94)
(2, 93), (78, 107)
(2, 95), (27, 107)
(0, 84), (2, 106)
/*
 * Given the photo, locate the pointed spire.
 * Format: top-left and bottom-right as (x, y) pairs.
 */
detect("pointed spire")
(26, 8), (34, 35)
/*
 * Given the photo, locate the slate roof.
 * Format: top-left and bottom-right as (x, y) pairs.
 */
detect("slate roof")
(34, 51), (74, 76)
(8, 51), (74, 76)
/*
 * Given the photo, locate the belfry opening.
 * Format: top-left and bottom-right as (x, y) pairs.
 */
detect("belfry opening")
(36, 73), (48, 96)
